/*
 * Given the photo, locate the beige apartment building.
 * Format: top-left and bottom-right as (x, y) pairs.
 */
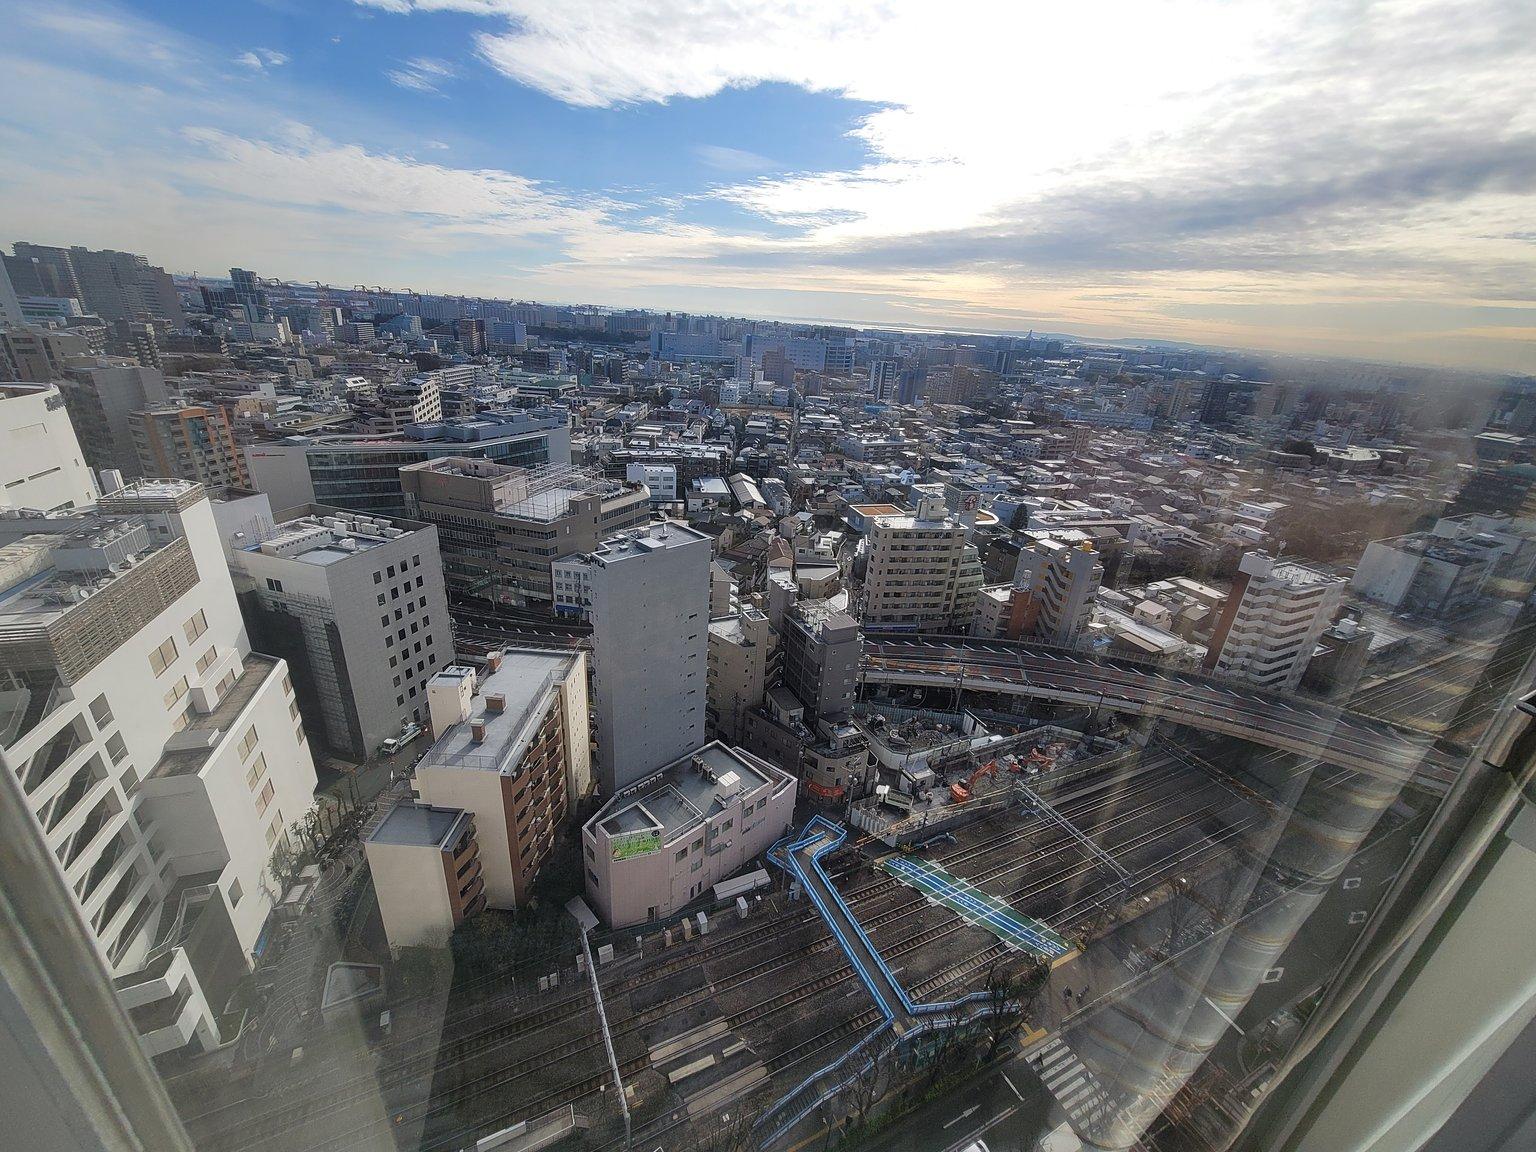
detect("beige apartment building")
(707, 606), (776, 744)
(400, 457), (650, 608)
(861, 494), (972, 632)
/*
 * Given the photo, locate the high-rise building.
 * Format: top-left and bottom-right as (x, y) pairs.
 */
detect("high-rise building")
(399, 457), (650, 609)
(553, 520), (711, 794)
(1012, 536), (1104, 647)
(779, 592), (863, 719)
(0, 255), (22, 326)
(0, 382), (98, 512)
(0, 479), (317, 1057)
(456, 317), (487, 355)
(861, 495), (972, 631)
(12, 244), (183, 326)
(133, 405), (251, 489)
(1204, 551), (1344, 690)
(869, 359), (900, 401)
(1198, 378), (1235, 425)
(706, 606), (776, 744)
(229, 505), (453, 758)
(58, 358), (170, 478)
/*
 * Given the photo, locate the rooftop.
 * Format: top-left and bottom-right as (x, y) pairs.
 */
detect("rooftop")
(565, 520), (710, 568)
(367, 802), (471, 848)
(238, 508), (422, 566)
(148, 654), (281, 779)
(590, 742), (786, 845)
(420, 649), (580, 775)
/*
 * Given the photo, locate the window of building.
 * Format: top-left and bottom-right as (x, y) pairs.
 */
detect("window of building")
(265, 578), (283, 593)
(89, 694), (113, 729)
(246, 753), (267, 791)
(373, 571), (382, 584)
(196, 647), (218, 675)
(183, 609), (208, 644)
(228, 878), (242, 908)
(119, 765), (139, 795)
(237, 725), (258, 760)
(255, 778), (275, 816)
(162, 676), (189, 710)
(148, 636), (178, 677)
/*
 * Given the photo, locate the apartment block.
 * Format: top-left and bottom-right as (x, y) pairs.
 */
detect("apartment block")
(1012, 536), (1104, 647)
(582, 742), (796, 928)
(1, 382), (98, 512)
(133, 405), (251, 490)
(861, 495), (970, 631)
(229, 506), (452, 758)
(411, 650), (591, 910)
(554, 520), (712, 794)
(707, 606), (776, 744)
(1204, 551), (1344, 691)
(779, 592), (863, 719)
(400, 457), (650, 609)
(0, 480), (316, 1058)
(365, 803), (484, 951)
(58, 358), (170, 478)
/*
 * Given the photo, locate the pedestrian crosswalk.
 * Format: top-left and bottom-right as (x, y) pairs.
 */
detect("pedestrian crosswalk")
(1027, 1036), (1115, 1128)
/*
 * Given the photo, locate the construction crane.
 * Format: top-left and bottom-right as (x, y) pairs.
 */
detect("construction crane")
(950, 760), (999, 803)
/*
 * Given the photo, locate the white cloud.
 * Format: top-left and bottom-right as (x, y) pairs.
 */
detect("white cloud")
(387, 55), (455, 94)
(695, 144), (775, 173)
(235, 47), (288, 70)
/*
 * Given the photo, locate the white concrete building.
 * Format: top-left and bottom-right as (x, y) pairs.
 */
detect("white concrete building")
(411, 649), (590, 910)
(582, 742), (796, 928)
(553, 520), (711, 794)
(1013, 536), (1104, 647)
(0, 382), (98, 512)
(0, 480), (316, 1058)
(1204, 551), (1344, 691)
(365, 803), (483, 951)
(228, 505), (453, 758)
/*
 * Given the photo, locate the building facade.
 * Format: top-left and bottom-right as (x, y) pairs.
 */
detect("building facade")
(706, 606), (776, 744)
(229, 505), (453, 758)
(1204, 551), (1344, 691)
(553, 520), (711, 794)
(133, 405), (252, 490)
(581, 742), (796, 928)
(0, 382), (98, 512)
(365, 803), (484, 951)
(0, 480), (316, 1058)
(861, 495), (971, 631)
(400, 457), (650, 609)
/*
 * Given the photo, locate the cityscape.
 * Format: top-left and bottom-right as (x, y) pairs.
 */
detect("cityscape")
(1, 4), (1535, 1151)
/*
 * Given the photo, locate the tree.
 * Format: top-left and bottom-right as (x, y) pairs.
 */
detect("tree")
(844, 1038), (897, 1132)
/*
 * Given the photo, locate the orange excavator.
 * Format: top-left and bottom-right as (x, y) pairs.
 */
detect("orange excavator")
(950, 760), (999, 803)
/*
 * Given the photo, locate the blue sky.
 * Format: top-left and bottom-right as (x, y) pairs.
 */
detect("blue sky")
(1, 0), (1533, 372)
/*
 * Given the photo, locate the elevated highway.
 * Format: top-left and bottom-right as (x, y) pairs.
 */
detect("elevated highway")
(861, 635), (1457, 791)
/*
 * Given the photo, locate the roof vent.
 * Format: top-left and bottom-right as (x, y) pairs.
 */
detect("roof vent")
(471, 719), (487, 743)
(485, 693), (506, 713)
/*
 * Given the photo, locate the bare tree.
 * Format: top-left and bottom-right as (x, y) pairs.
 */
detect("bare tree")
(844, 1038), (896, 1131)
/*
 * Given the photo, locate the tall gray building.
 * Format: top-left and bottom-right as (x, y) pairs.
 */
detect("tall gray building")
(228, 503), (454, 759)
(58, 358), (170, 478)
(553, 521), (711, 794)
(9, 243), (184, 326)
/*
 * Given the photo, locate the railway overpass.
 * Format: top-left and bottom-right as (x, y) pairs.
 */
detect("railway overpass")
(861, 635), (1457, 791)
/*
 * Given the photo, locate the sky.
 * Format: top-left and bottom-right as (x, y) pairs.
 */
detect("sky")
(0, 0), (1532, 373)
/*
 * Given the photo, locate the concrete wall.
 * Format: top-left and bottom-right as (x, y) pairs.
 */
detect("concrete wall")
(366, 840), (454, 950)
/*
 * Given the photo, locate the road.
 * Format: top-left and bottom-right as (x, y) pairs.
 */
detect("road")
(862, 635), (1453, 789)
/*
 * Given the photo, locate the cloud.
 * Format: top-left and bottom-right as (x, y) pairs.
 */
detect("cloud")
(234, 47), (288, 70)
(386, 56), (455, 94)
(695, 144), (775, 173)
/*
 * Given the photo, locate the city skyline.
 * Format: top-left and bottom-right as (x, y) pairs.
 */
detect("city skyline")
(1, 0), (1533, 376)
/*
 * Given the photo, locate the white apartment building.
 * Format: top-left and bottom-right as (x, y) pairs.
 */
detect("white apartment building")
(553, 520), (711, 794)
(861, 495), (971, 632)
(1204, 551), (1345, 691)
(1, 382), (98, 512)
(1012, 536), (1104, 647)
(0, 480), (316, 1058)
(582, 742), (796, 928)
(229, 505), (453, 758)
(410, 649), (590, 911)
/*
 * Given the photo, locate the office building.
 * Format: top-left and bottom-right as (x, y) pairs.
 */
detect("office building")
(0, 479), (316, 1057)
(58, 359), (170, 478)
(365, 803), (484, 951)
(411, 650), (591, 908)
(229, 506), (452, 758)
(869, 359), (900, 401)
(0, 323), (93, 383)
(133, 405), (251, 490)
(11, 243), (184, 326)
(779, 591), (863, 719)
(243, 410), (571, 517)
(400, 457), (650, 608)
(1012, 536), (1104, 647)
(1351, 516), (1527, 617)
(0, 255), (21, 326)
(1, 382), (98, 512)
(861, 495), (972, 631)
(707, 606), (776, 744)
(553, 521), (711, 794)
(1204, 551), (1344, 690)
(581, 742), (796, 928)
